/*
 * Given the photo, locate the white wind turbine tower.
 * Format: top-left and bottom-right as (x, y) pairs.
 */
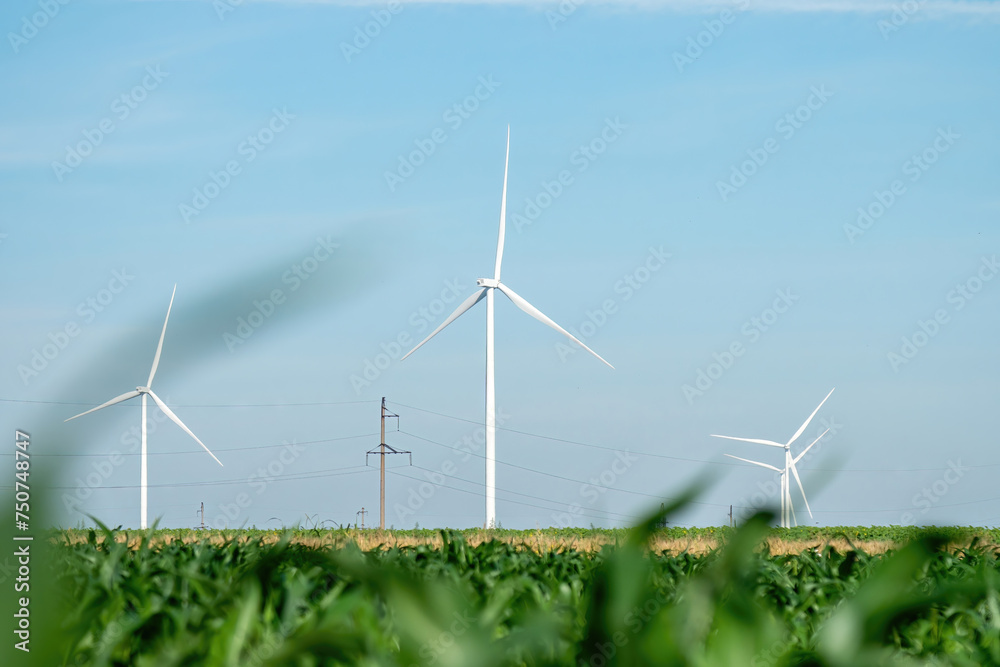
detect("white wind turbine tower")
(712, 388), (834, 528)
(401, 127), (614, 529)
(65, 285), (223, 529)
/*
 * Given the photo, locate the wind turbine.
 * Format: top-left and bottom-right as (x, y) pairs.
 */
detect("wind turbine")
(65, 285), (223, 529)
(712, 388), (834, 528)
(401, 127), (614, 528)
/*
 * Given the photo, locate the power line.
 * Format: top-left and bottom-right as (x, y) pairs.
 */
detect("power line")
(9, 394), (998, 472)
(397, 429), (729, 509)
(777, 496), (1000, 514)
(0, 465), (372, 491)
(0, 432), (380, 458)
(391, 408), (1000, 518)
(67, 503), (197, 512)
(8, 393), (1000, 522)
(388, 400), (1000, 473)
(404, 463), (637, 521)
(388, 401), (751, 467)
(0, 397), (377, 408)
(387, 468), (640, 524)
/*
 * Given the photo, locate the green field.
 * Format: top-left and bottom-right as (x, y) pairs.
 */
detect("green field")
(58, 522), (1000, 556)
(43, 512), (1000, 666)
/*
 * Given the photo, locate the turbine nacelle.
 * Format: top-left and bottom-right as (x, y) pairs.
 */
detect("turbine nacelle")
(477, 278), (500, 288)
(136, 386), (151, 393)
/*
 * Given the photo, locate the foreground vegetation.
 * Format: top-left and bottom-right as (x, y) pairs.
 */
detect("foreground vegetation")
(52, 511), (1000, 666)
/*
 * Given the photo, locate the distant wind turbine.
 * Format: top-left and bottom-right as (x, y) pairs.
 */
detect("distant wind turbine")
(712, 388), (834, 528)
(65, 285), (223, 529)
(401, 127), (613, 528)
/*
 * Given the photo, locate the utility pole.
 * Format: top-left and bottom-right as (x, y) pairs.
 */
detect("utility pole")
(366, 397), (410, 530)
(200, 502), (205, 530)
(356, 507), (367, 529)
(729, 505), (733, 528)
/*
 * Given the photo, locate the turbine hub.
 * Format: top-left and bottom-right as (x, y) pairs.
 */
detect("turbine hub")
(477, 278), (499, 288)
(137, 386), (150, 393)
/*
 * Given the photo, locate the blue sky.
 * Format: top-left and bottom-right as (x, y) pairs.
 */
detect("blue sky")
(1, 0), (997, 530)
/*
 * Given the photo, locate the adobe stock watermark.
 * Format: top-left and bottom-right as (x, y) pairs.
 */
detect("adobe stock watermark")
(578, 582), (674, 667)
(417, 611), (477, 664)
(383, 76), (501, 192)
(213, 0), (245, 21)
(717, 85), (833, 202)
(211, 440), (305, 529)
(552, 450), (637, 528)
(393, 408), (511, 525)
(555, 245), (670, 363)
(750, 633), (795, 667)
(340, 0), (403, 62)
(682, 288), (799, 404)
(179, 108), (295, 224)
(17, 269), (135, 386)
(349, 278), (466, 393)
(8, 0), (72, 54)
(844, 127), (959, 244)
(512, 117), (627, 234)
(222, 235), (339, 352)
(672, 0), (751, 73)
(546, 0), (585, 30)
(877, 0), (926, 40)
(899, 460), (968, 526)
(69, 611), (141, 666)
(732, 416), (843, 525)
(51, 65), (168, 182)
(886, 255), (997, 372)
(61, 394), (172, 517)
(244, 619), (299, 667)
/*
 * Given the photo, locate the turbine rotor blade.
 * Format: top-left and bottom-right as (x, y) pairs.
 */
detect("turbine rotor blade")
(147, 284), (177, 387)
(495, 283), (614, 369)
(64, 389), (142, 422)
(493, 126), (510, 281)
(401, 288), (489, 361)
(710, 434), (785, 448)
(785, 388), (835, 447)
(793, 428), (830, 465)
(724, 453), (782, 472)
(148, 390), (223, 467)
(789, 459), (813, 519)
